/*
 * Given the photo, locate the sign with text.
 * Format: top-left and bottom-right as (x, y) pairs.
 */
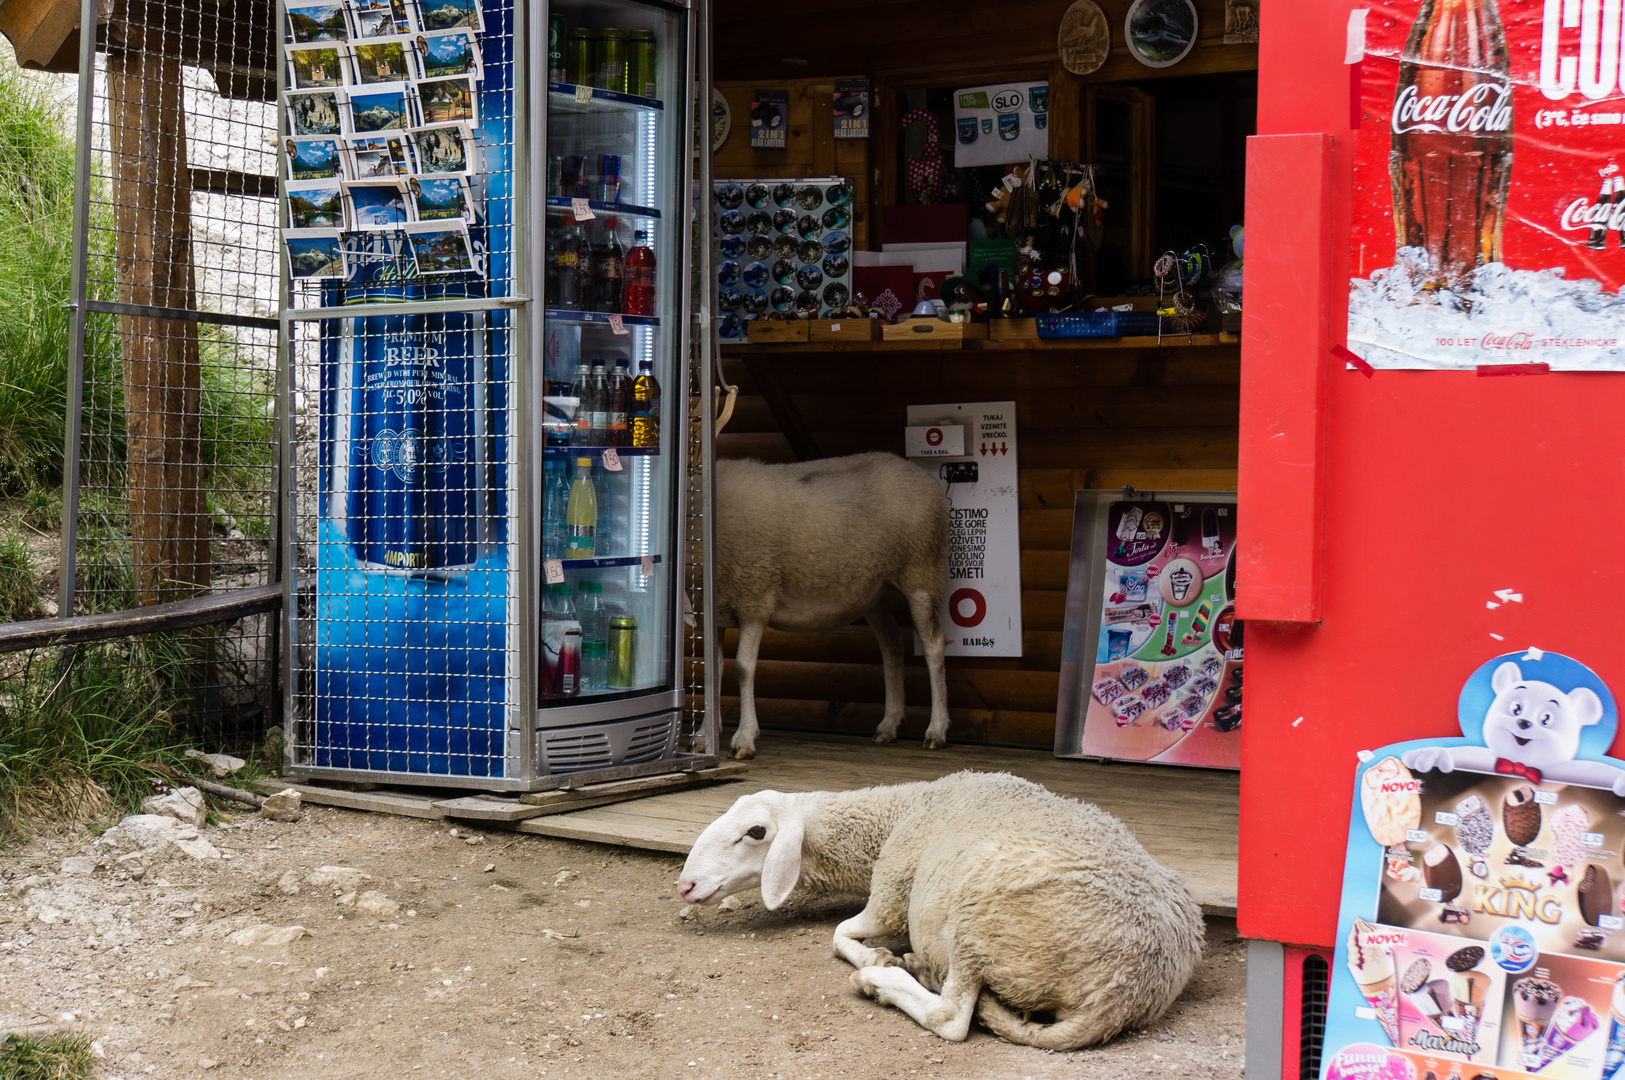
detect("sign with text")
(906, 401), (1021, 658)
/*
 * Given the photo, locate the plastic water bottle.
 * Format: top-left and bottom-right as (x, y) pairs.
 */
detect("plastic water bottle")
(593, 459), (614, 557)
(542, 459), (569, 560)
(577, 581), (608, 690)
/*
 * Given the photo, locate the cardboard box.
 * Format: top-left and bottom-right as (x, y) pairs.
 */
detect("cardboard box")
(746, 320), (810, 343)
(881, 318), (989, 342)
(809, 319), (879, 342)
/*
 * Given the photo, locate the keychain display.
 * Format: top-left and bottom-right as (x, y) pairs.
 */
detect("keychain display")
(713, 177), (853, 338)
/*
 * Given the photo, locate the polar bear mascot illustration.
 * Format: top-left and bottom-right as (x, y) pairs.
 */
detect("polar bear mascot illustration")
(1402, 661), (1625, 794)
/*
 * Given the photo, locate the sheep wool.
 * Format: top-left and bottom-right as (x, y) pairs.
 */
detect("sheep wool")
(679, 770), (1206, 1049)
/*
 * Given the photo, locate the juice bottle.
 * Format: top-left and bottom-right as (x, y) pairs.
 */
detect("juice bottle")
(568, 361), (593, 446)
(631, 358), (661, 448)
(565, 456), (598, 558)
(624, 229), (656, 315)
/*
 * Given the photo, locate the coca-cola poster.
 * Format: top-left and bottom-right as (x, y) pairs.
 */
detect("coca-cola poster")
(1350, 0), (1625, 370)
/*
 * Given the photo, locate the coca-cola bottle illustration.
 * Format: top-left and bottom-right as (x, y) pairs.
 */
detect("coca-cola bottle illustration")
(1389, 0), (1513, 292)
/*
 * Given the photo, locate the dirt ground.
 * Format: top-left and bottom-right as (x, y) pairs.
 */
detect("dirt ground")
(2, 803), (1246, 1080)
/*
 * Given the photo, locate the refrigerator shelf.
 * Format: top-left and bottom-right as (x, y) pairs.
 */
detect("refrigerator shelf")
(543, 309), (660, 327)
(544, 196), (662, 220)
(560, 555), (664, 570)
(548, 83), (665, 113)
(544, 446), (661, 458)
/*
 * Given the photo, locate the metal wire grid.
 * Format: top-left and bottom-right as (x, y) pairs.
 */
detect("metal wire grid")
(283, 0), (520, 781)
(63, 0), (282, 746)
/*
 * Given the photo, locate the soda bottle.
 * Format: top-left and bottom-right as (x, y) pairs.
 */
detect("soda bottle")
(565, 456), (598, 558)
(575, 223), (596, 313)
(1389, 0), (1512, 292)
(593, 458), (614, 557)
(577, 581), (608, 690)
(588, 361), (610, 445)
(569, 361), (593, 446)
(542, 458), (569, 560)
(631, 358), (661, 449)
(540, 582), (580, 699)
(606, 358), (631, 446)
(624, 229), (656, 316)
(552, 220), (583, 310)
(595, 219), (624, 313)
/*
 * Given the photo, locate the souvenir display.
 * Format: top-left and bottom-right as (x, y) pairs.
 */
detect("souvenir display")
(712, 177), (853, 338)
(1323, 652), (1625, 1080)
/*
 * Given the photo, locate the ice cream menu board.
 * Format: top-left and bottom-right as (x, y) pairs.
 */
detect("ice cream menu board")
(1071, 498), (1242, 768)
(1323, 652), (1625, 1080)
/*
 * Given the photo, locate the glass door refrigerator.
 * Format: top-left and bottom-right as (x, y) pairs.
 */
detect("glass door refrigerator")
(527, 0), (701, 774)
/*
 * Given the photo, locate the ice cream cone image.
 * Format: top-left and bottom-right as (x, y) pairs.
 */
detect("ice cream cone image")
(1346, 920), (1400, 1045)
(1514, 976), (1562, 1056)
(1448, 970), (1487, 1040)
(1534, 996), (1601, 1071)
(1599, 972), (1625, 1080)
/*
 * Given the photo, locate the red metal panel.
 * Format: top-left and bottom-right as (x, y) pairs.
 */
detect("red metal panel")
(1237, 133), (1333, 624)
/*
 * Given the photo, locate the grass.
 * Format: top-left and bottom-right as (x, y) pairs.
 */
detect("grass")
(0, 530), (36, 622)
(0, 1032), (98, 1080)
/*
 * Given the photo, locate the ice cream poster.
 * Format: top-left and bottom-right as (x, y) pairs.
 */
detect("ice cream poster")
(1348, 0), (1625, 371)
(1322, 651), (1625, 1079)
(1073, 499), (1241, 768)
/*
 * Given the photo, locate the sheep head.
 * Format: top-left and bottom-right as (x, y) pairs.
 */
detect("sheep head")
(677, 791), (804, 910)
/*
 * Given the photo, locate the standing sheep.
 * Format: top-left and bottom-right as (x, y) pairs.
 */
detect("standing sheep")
(676, 771), (1205, 1048)
(715, 452), (950, 760)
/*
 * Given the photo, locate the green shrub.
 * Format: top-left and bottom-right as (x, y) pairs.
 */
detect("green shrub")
(0, 1032), (99, 1080)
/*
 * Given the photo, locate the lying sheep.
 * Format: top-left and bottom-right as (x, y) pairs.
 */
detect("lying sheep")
(676, 771), (1205, 1048)
(715, 452), (950, 759)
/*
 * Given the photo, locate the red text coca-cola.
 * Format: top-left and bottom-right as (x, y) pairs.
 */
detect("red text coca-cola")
(1389, 0), (1514, 292)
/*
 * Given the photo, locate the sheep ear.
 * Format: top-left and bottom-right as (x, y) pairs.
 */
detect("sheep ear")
(760, 812), (804, 910)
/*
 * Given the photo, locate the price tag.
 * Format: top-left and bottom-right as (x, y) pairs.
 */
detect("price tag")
(829, 322), (841, 332)
(572, 197), (594, 221)
(1001, 173), (1022, 192)
(1434, 811), (1459, 827)
(1602, 914), (1624, 931)
(607, 313), (628, 335)
(602, 447), (623, 472)
(1353, 1006), (1376, 1021)
(640, 555), (654, 577)
(574, 84), (594, 104)
(1583, 831), (1605, 847)
(1535, 790), (1559, 805)
(1417, 887), (1442, 902)
(1404, 828), (1428, 844)
(544, 559), (565, 585)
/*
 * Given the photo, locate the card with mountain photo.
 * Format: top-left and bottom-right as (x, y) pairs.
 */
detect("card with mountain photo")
(286, 2), (348, 42)
(412, 28), (480, 81)
(406, 221), (476, 275)
(349, 36), (416, 84)
(286, 88), (345, 136)
(285, 179), (347, 229)
(287, 42), (344, 89)
(344, 83), (413, 132)
(347, 0), (414, 39)
(283, 229), (346, 279)
(284, 136), (344, 181)
(407, 174), (473, 223)
(411, 123), (472, 176)
(345, 179), (412, 228)
(415, 75), (475, 125)
(349, 133), (415, 179)
(415, 0), (482, 33)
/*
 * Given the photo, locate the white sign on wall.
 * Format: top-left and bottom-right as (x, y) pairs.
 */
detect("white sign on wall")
(906, 401), (1022, 658)
(951, 82), (1049, 169)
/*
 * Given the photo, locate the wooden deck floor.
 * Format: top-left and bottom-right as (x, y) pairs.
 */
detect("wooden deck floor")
(520, 730), (1240, 916)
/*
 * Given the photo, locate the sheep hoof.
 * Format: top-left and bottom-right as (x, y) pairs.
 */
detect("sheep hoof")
(870, 947), (905, 969)
(902, 952), (921, 975)
(850, 968), (879, 997)
(922, 734), (947, 750)
(872, 729), (898, 745)
(730, 745), (756, 760)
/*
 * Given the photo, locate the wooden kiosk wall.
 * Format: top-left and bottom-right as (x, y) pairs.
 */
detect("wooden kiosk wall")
(710, 0), (1254, 749)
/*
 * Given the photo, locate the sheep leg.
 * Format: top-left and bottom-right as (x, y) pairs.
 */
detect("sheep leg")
(851, 964), (980, 1042)
(904, 590), (951, 749)
(864, 602), (907, 744)
(832, 905), (906, 971)
(729, 618), (765, 760)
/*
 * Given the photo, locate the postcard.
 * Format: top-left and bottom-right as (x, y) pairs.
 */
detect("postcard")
(287, 43), (344, 89)
(416, 75), (475, 125)
(346, 180), (412, 228)
(283, 228), (347, 278)
(350, 36), (414, 84)
(286, 2), (348, 42)
(285, 179), (346, 229)
(350, 133), (415, 178)
(286, 88), (344, 136)
(345, 82), (413, 132)
(348, 0), (413, 38)
(416, 0), (482, 33)
(408, 174), (472, 222)
(410, 123), (472, 175)
(406, 222), (476, 275)
(285, 136), (344, 180)
(413, 28), (480, 80)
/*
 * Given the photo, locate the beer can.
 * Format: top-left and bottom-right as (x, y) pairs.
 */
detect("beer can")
(566, 28), (594, 87)
(626, 30), (657, 99)
(597, 154), (621, 204)
(561, 154), (588, 197)
(608, 616), (637, 688)
(549, 16), (567, 84)
(596, 29), (627, 94)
